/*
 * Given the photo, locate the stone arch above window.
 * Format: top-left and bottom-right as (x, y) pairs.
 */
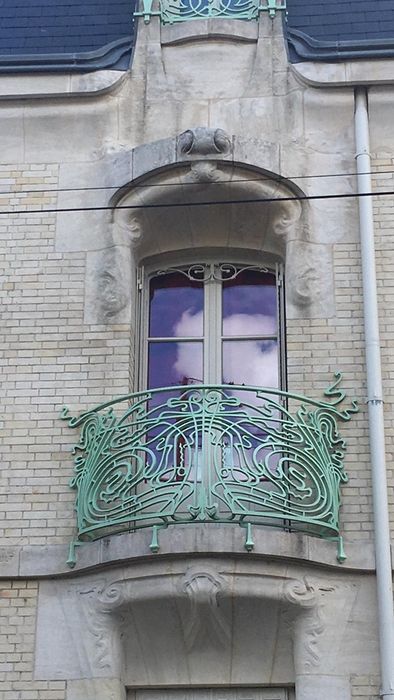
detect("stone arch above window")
(111, 160), (303, 262)
(77, 133), (334, 325)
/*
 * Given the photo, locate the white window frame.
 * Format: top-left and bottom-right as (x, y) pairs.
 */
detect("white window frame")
(136, 257), (286, 392)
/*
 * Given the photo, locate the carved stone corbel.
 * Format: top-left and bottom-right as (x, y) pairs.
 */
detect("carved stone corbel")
(180, 568), (230, 650)
(85, 245), (132, 324)
(282, 576), (335, 673)
(270, 199), (302, 240)
(81, 581), (130, 674)
(178, 127), (232, 157)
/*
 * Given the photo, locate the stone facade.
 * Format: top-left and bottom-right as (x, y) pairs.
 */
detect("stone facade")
(0, 9), (393, 700)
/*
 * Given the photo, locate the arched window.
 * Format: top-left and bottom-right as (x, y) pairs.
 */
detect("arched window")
(139, 261), (286, 391)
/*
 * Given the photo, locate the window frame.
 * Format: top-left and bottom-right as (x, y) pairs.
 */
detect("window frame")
(137, 255), (286, 392)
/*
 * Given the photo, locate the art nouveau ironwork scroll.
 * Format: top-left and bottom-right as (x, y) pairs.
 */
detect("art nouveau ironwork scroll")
(62, 374), (358, 566)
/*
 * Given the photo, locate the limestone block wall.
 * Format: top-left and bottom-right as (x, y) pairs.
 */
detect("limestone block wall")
(351, 676), (380, 700)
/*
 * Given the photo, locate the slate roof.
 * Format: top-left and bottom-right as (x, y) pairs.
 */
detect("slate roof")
(0, 0), (136, 72)
(286, 0), (394, 62)
(0, 0), (393, 72)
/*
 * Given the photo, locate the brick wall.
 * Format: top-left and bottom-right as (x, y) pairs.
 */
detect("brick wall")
(0, 580), (66, 699)
(287, 240), (372, 538)
(0, 164), (131, 545)
(0, 162), (376, 545)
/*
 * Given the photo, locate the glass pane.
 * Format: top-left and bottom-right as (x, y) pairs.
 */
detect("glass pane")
(149, 272), (203, 338)
(222, 339), (278, 387)
(148, 341), (203, 389)
(222, 269), (277, 337)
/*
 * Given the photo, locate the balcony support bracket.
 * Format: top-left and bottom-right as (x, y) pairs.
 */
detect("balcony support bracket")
(241, 522), (255, 552)
(66, 540), (81, 569)
(150, 525), (162, 553)
(336, 535), (346, 563)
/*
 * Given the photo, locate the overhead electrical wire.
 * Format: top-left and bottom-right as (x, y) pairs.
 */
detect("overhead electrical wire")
(0, 167), (393, 197)
(0, 187), (393, 216)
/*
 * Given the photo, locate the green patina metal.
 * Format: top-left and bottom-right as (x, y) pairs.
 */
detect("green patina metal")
(62, 373), (358, 567)
(134, 0), (286, 25)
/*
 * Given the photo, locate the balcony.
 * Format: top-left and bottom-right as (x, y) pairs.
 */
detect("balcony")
(61, 374), (358, 567)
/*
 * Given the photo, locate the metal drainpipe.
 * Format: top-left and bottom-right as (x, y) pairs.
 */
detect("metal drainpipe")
(354, 87), (394, 700)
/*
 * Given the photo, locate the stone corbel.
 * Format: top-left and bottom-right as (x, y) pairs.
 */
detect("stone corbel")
(180, 567), (231, 650)
(177, 127), (232, 158)
(270, 198), (303, 241)
(84, 245), (132, 324)
(82, 581), (131, 675)
(81, 571), (332, 676)
(282, 576), (335, 674)
(285, 239), (335, 319)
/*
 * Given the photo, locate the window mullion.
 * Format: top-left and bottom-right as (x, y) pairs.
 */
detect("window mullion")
(137, 265), (147, 391)
(277, 262), (287, 391)
(204, 272), (222, 384)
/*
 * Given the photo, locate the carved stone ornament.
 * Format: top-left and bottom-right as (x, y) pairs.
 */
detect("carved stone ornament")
(286, 240), (334, 317)
(270, 199), (302, 239)
(180, 568), (230, 650)
(81, 581), (129, 673)
(111, 216), (143, 247)
(0, 547), (17, 564)
(96, 248), (128, 320)
(178, 127), (232, 156)
(282, 576), (335, 673)
(74, 571), (342, 682)
(187, 161), (225, 183)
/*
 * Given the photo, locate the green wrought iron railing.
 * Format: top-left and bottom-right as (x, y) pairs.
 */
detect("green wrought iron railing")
(134, 0), (286, 25)
(62, 374), (358, 567)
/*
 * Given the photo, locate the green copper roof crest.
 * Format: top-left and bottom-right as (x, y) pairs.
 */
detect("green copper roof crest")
(61, 373), (358, 567)
(134, 0), (286, 24)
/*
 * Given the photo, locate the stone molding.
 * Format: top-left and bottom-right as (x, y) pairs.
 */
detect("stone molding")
(54, 131), (340, 322)
(160, 17), (259, 46)
(0, 69), (127, 101)
(81, 570), (329, 673)
(0, 526), (376, 579)
(34, 560), (365, 692)
(291, 59), (394, 87)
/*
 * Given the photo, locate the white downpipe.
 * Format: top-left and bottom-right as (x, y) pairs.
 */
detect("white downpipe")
(354, 87), (394, 700)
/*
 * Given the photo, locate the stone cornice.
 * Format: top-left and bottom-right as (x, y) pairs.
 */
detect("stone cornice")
(0, 526), (376, 579)
(291, 58), (394, 87)
(0, 68), (127, 100)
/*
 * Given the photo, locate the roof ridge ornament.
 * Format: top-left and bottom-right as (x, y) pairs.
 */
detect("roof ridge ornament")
(135, 0), (286, 24)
